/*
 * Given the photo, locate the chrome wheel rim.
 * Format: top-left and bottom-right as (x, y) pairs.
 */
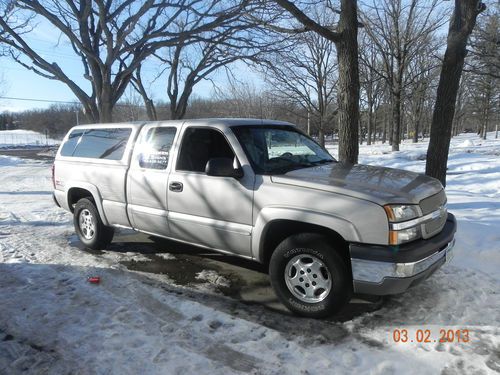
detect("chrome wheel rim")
(284, 254), (332, 303)
(79, 209), (95, 240)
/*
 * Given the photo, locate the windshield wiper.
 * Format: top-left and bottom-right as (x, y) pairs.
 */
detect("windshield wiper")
(270, 163), (316, 174)
(312, 159), (335, 165)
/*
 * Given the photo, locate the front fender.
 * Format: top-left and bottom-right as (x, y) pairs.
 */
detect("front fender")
(252, 206), (360, 262)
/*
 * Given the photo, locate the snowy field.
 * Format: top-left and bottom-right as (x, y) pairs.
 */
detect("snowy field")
(0, 129), (59, 148)
(0, 132), (499, 374)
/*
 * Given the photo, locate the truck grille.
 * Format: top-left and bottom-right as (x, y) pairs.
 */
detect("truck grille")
(419, 190), (447, 239)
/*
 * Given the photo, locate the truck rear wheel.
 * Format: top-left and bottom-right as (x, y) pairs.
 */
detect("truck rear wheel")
(74, 198), (114, 250)
(269, 233), (352, 318)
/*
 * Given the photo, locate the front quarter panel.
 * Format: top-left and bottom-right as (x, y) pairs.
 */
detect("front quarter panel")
(252, 177), (389, 261)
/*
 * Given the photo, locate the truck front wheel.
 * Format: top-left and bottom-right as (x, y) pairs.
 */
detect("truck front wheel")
(73, 198), (114, 250)
(269, 233), (352, 318)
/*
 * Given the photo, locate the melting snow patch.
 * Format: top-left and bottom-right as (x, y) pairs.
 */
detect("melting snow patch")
(195, 270), (230, 288)
(0, 155), (25, 167)
(156, 252), (176, 260)
(122, 252), (151, 262)
(459, 139), (475, 148)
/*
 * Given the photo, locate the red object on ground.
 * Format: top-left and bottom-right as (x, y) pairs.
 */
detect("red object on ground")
(87, 276), (100, 284)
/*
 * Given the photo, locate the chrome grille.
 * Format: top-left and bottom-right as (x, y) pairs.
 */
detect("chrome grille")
(420, 190), (447, 238)
(423, 212), (447, 236)
(420, 190), (446, 215)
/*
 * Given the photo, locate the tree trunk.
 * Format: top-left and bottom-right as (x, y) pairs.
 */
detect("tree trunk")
(413, 118), (420, 143)
(382, 107), (387, 144)
(99, 100), (113, 123)
(170, 88), (192, 120)
(372, 110), (378, 144)
(451, 110), (458, 137)
(318, 126), (325, 147)
(98, 74), (113, 123)
(391, 89), (402, 151)
(132, 70), (158, 121)
(452, 84), (463, 136)
(367, 105), (373, 145)
(425, 0), (485, 186)
(336, 0), (360, 164)
(481, 83), (492, 140)
(413, 94), (423, 143)
(481, 107), (488, 140)
(145, 99), (158, 121)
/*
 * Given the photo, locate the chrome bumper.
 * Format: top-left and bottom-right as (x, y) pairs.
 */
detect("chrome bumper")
(352, 239), (455, 284)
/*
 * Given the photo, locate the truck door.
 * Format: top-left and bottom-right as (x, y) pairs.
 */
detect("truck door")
(127, 124), (179, 236)
(167, 126), (254, 256)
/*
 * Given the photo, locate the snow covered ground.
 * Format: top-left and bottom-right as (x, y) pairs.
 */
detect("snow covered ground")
(0, 129), (59, 148)
(0, 132), (499, 374)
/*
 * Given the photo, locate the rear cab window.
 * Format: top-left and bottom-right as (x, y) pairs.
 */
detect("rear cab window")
(60, 127), (132, 161)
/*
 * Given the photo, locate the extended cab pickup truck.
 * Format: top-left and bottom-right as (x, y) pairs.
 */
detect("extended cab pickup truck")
(53, 119), (456, 318)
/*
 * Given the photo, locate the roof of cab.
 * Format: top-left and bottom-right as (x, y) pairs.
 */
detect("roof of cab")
(181, 118), (293, 126)
(70, 118), (294, 130)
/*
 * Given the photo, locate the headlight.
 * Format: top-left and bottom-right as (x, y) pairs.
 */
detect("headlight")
(384, 204), (420, 222)
(389, 226), (421, 245)
(384, 204), (421, 245)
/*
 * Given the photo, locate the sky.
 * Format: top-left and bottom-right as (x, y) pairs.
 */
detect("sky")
(0, 18), (262, 113)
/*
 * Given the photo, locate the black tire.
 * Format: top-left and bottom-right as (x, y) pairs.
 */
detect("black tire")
(73, 198), (114, 250)
(269, 233), (352, 318)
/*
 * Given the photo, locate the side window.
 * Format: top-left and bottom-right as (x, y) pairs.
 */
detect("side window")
(177, 128), (235, 172)
(73, 128), (132, 160)
(138, 127), (177, 170)
(60, 129), (84, 156)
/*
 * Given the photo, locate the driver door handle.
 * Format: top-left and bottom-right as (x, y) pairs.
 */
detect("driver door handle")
(169, 181), (183, 192)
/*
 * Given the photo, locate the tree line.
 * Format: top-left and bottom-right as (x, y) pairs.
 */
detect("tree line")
(0, 0), (498, 185)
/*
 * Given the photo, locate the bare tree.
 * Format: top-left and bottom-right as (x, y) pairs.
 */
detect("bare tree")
(131, 10), (274, 121)
(451, 72), (470, 136)
(465, 5), (499, 139)
(362, 0), (443, 151)
(404, 38), (440, 142)
(272, 0), (360, 163)
(130, 65), (158, 121)
(425, 0), (486, 186)
(212, 80), (286, 119)
(263, 11), (338, 146)
(468, 68), (498, 140)
(359, 33), (385, 145)
(0, 0), (250, 122)
(466, 4), (500, 80)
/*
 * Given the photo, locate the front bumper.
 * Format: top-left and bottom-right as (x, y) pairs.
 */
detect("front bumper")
(350, 213), (457, 295)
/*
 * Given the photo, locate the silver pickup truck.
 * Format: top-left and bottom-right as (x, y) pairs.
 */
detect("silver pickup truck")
(53, 119), (456, 318)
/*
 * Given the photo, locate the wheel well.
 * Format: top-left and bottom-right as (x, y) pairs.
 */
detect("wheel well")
(67, 188), (94, 212)
(260, 220), (351, 270)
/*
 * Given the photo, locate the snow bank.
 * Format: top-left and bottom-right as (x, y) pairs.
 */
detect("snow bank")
(0, 129), (59, 148)
(0, 154), (26, 167)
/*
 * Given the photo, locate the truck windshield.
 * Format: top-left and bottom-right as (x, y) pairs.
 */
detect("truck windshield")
(232, 125), (335, 175)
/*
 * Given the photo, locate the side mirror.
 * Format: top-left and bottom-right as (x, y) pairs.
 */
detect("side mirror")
(205, 157), (244, 179)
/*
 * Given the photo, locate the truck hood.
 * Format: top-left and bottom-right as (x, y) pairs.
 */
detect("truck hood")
(270, 163), (443, 205)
